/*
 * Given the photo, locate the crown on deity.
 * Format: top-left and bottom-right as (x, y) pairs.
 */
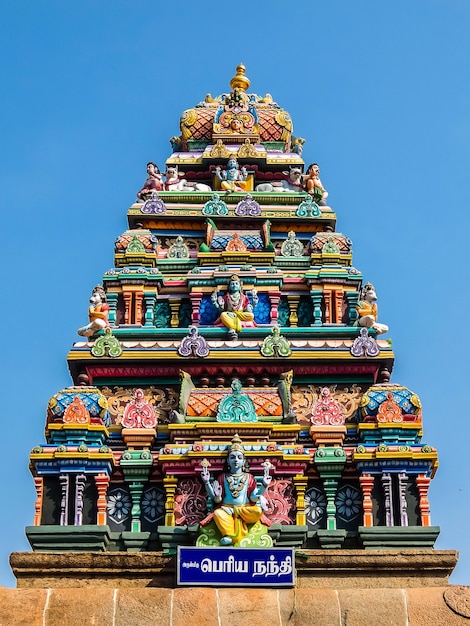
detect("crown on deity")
(361, 282), (375, 295)
(229, 433), (244, 453)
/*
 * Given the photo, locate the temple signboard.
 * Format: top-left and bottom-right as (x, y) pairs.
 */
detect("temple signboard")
(177, 547), (295, 587)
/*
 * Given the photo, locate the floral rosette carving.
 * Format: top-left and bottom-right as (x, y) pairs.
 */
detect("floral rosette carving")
(122, 389), (157, 429)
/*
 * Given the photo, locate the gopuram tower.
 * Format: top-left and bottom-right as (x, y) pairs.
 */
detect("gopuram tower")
(5, 65), (468, 625)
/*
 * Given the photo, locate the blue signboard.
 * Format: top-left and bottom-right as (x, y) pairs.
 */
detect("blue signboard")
(177, 547), (295, 587)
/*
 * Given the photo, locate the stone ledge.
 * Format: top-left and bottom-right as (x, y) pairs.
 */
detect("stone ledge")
(10, 549), (459, 589)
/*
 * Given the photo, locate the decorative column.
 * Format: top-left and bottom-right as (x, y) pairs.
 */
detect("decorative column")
(169, 298), (182, 328)
(190, 292), (203, 325)
(398, 472), (409, 526)
(359, 474), (374, 527)
(95, 473), (110, 526)
(315, 449), (346, 530)
(59, 474), (69, 526)
(74, 474), (86, 526)
(143, 293), (156, 326)
(123, 291), (132, 325)
(268, 290), (281, 324)
(382, 473), (393, 526)
(323, 290), (332, 323)
(163, 475), (178, 526)
(134, 290), (144, 325)
(293, 474), (308, 526)
(416, 474), (432, 526)
(334, 290), (344, 324)
(309, 290), (323, 325)
(344, 290), (359, 326)
(287, 295), (300, 327)
(310, 386), (347, 545)
(33, 476), (44, 527)
(120, 450), (153, 533)
(314, 447), (347, 531)
(120, 389), (157, 549)
(106, 291), (119, 327)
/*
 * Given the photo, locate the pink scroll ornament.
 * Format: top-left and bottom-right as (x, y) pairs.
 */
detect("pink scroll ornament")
(121, 389), (157, 429)
(311, 387), (344, 426)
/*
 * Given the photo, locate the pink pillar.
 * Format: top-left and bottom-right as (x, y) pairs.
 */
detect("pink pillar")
(416, 474), (432, 526)
(95, 473), (110, 526)
(268, 290), (281, 324)
(359, 474), (374, 527)
(190, 292), (203, 325)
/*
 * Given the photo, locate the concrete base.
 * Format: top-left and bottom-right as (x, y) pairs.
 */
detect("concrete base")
(3, 550), (469, 625)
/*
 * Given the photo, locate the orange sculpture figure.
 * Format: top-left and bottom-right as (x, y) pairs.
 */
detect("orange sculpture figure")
(136, 162), (163, 201)
(355, 282), (389, 335)
(303, 163), (328, 205)
(77, 285), (110, 338)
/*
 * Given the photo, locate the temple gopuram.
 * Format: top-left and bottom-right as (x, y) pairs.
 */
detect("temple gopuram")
(4, 65), (469, 625)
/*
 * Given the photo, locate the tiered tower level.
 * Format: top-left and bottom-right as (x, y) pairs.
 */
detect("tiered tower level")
(25, 64), (439, 558)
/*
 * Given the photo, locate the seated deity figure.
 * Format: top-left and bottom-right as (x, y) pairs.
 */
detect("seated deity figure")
(77, 285), (110, 337)
(214, 157), (248, 192)
(355, 282), (389, 335)
(136, 162), (163, 201)
(303, 163), (328, 205)
(200, 435), (272, 546)
(212, 274), (258, 340)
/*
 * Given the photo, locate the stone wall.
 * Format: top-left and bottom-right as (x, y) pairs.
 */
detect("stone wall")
(1, 585), (470, 625)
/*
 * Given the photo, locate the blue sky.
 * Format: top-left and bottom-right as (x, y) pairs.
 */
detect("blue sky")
(1, 1), (469, 587)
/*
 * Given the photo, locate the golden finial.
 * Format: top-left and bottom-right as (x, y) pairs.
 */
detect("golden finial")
(229, 433), (244, 452)
(230, 63), (250, 92)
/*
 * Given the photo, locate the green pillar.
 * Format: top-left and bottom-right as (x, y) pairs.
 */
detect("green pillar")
(314, 447), (346, 531)
(120, 450), (153, 533)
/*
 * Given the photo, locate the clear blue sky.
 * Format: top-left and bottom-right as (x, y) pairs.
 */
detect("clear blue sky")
(1, 1), (469, 587)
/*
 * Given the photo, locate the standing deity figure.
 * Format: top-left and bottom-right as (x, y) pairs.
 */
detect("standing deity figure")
(355, 282), (389, 335)
(303, 163), (328, 205)
(136, 162), (163, 201)
(200, 435), (272, 546)
(212, 275), (258, 340)
(214, 157), (248, 192)
(77, 285), (110, 337)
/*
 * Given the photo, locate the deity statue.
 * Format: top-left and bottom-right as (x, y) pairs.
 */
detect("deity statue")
(77, 285), (110, 337)
(212, 274), (258, 340)
(355, 282), (389, 335)
(214, 157), (248, 192)
(303, 163), (328, 205)
(136, 162), (163, 201)
(200, 435), (272, 546)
